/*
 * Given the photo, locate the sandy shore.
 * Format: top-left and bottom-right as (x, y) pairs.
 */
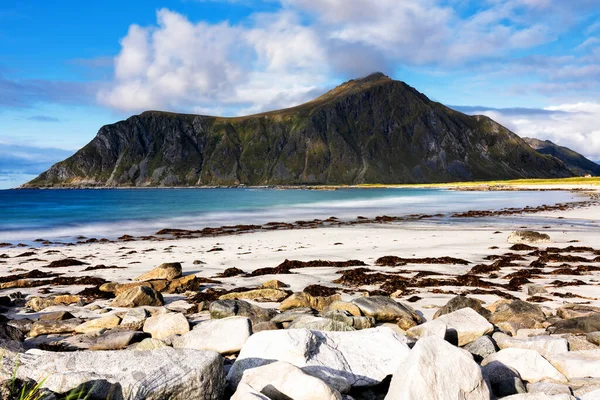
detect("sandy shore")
(2, 187), (600, 322)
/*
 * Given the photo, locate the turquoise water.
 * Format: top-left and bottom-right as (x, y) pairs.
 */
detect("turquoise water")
(0, 188), (577, 242)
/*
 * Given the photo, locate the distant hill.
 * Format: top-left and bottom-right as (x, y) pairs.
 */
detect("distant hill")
(25, 73), (573, 187)
(523, 138), (600, 176)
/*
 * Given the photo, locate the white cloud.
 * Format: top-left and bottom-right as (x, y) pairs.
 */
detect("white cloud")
(98, 1), (570, 115)
(475, 103), (600, 161)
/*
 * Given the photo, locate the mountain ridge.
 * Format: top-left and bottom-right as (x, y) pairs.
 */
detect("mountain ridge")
(24, 73), (574, 188)
(523, 137), (600, 176)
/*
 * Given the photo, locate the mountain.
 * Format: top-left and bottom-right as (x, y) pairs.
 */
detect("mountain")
(25, 73), (574, 187)
(523, 138), (600, 176)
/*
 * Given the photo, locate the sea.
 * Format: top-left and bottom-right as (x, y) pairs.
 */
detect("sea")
(0, 188), (580, 243)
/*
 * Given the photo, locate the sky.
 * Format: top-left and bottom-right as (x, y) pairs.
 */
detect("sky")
(1, 0), (600, 188)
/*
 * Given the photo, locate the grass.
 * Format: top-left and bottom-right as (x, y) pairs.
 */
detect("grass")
(332, 176), (600, 189)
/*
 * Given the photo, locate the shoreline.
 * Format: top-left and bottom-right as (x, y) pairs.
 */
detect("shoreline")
(1, 189), (597, 248)
(2, 185), (600, 397)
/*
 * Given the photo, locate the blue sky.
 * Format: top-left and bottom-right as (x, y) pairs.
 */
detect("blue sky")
(1, 0), (600, 188)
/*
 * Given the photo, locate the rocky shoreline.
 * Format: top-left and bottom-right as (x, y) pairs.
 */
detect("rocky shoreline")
(1, 227), (600, 399)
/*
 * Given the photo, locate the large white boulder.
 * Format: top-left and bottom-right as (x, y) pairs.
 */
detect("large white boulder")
(1, 348), (224, 400)
(493, 332), (568, 359)
(385, 336), (490, 400)
(408, 307), (493, 346)
(172, 317), (252, 354)
(547, 350), (600, 380)
(234, 361), (341, 400)
(482, 348), (567, 383)
(143, 313), (190, 339)
(227, 327), (409, 393)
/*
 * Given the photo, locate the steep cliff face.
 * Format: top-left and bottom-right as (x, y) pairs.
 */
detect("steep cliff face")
(26, 73), (573, 187)
(523, 137), (600, 176)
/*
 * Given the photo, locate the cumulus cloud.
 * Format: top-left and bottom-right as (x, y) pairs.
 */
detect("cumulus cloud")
(461, 103), (600, 162)
(99, 0), (579, 115)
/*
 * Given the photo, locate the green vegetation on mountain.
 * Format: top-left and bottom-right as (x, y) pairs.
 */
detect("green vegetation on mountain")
(523, 137), (600, 176)
(26, 73), (574, 187)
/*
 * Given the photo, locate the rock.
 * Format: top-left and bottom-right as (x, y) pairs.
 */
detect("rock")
(351, 296), (422, 324)
(166, 300), (197, 314)
(262, 280), (287, 289)
(75, 315), (121, 334)
(588, 332), (600, 346)
(581, 390), (600, 400)
(433, 295), (491, 319)
(547, 314), (600, 334)
(463, 335), (497, 362)
(385, 336), (490, 400)
(165, 275), (203, 294)
(235, 361), (341, 400)
(228, 327), (410, 392)
(219, 288), (289, 302)
(29, 319), (83, 338)
(557, 304), (600, 319)
(6, 319), (33, 334)
(408, 307), (493, 346)
(324, 301), (362, 317)
(132, 338), (168, 351)
(490, 300), (546, 332)
(111, 286), (164, 307)
(120, 308), (149, 330)
(231, 383), (270, 400)
(482, 362), (527, 398)
(271, 308), (316, 324)
(566, 334), (599, 351)
(288, 316), (355, 331)
(25, 295), (81, 312)
(507, 231), (551, 244)
(547, 350), (600, 380)
(4, 347), (225, 399)
(482, 348), (567, 383)
(0, 323), (23, 342)
(89, 330), (147, 350)
(39, 311), (75, 321)
(135, 262), (182, 281)
(210, 300), (277, 323)
(280, 292), (342, 312)
(143, 313), (190, 339)
(406, 319), (447, 339)
(527, 382), (572, 396)
(251, 321), (279, 332)
(527, 284), (548, 296)
(173, 317), (251, 354)
(321, 311), (375, 330)
(493, 332), (568, 358)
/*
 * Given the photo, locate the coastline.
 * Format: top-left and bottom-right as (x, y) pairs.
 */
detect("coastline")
(3, 184), (600, 397)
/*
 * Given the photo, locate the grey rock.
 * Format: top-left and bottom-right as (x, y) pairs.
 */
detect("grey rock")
(351, 296), (421, 324)
(507, 231), (551, 244)
(433, 296), (491, 319)
(271, 307), (316, 324)
(385, 336), (490, 400)
(29, 319), (83, 338)
(228, 327), (410, 392)
(89, 330), (147, 350)
(482, 362), (527, 398)
(288, 316), (355, 332)
(111, 286), (164, 308)
(463, 335), (497, 362)
(210, 299), (276, 323)
(2, 348), (225, 400)
(548, 314), (600, 334)
(527, 284), (548, 296)
(172, 317), (251, 354)
(6, 319), (33, 334)
(120, 308), (149, 330)
(38, 311), (75, 321)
